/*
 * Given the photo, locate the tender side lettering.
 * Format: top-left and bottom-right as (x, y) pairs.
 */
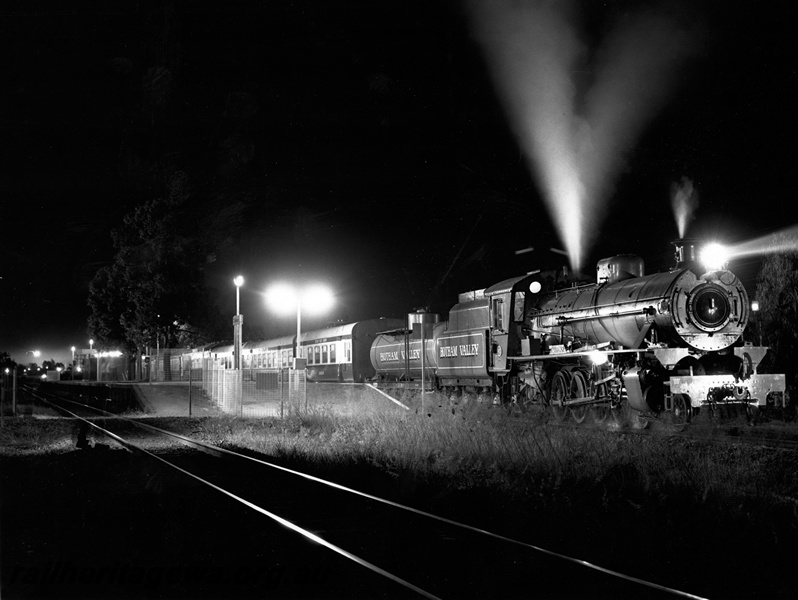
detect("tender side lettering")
(380, 343), (480, 362)
(379, 348), (423, 362)
(439, 343), (479, 358)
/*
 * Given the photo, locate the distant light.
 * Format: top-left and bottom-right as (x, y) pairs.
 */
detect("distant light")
(588, 350), (608, 365)
(751, 300), (760, 312)
(234, 275), (244, 287)
(32, 350), (41, 358)
(699, 243), (730, 271)
(529, 281), (542, 294)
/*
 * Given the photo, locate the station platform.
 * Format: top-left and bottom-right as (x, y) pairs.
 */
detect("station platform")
(132, 382), (222, 416)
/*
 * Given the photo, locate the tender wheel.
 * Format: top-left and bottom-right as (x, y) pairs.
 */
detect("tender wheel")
(549, 370), (571, 421)
(569, 371), (589, 424)
(672, 393), (691, 426)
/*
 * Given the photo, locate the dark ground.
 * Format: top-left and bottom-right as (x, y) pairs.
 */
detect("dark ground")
(2, 438), (797, 600)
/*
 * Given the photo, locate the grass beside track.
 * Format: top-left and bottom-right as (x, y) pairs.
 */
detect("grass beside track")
(3, 385), (798, 598)
(3, 386), (798, 522)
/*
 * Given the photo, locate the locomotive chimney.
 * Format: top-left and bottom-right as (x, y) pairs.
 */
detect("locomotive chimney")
(672, 239), (697, 269)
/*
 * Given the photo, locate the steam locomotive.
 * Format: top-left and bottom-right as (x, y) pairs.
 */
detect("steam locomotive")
(168, 239), (783, 425)
(371, 240), (785, 425)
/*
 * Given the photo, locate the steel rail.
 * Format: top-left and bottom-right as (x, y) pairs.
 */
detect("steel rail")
(36, 389), (709, 600)
(28, 390), (442, 600)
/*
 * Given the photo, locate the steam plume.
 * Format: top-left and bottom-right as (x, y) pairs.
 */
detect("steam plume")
(670, 176), (699, 238)
(469, 0), (697, 270)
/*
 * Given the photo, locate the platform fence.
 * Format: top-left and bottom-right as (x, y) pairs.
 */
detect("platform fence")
(201, 360), (307, 417)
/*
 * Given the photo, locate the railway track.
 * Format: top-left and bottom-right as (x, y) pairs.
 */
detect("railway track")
(6, 385), (714, 600)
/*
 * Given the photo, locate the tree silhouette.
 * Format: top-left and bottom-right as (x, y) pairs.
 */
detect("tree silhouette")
(87, 189), (227, 354)
(755, 249), (798, 398)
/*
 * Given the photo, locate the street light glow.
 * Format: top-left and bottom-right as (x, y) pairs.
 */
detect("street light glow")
(266, 283), (299, 315)
(265, 284), (334, 315)
(302, 285), (334, 314)
(234, 275), (244, 287)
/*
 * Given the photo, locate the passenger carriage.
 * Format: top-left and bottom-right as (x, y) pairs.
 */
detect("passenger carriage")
(303, 318), (404, 383)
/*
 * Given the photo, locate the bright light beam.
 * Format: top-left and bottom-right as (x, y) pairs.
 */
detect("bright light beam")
(723, 224), (798, 261)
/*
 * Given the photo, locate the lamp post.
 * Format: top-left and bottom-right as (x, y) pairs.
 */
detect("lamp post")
(266, 283), (333, 415)
(89, 339), (96, 382)
(71, 346), (76, 381)
(232, 276), (245, 416)
(233, 275), (244, 371)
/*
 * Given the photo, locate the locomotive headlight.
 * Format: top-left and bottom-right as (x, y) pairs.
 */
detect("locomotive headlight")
(699, 243), (730, 271)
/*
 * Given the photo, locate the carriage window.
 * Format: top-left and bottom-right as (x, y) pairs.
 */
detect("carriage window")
(322, 344), (328, 363)
(492, 297), (504, 331)
(308, 348), (314, 365)
(514, 291), (526, 321)
(346, 341), (351, 362)
(314, 346), (320, 364)
(330, 343), (336, 363)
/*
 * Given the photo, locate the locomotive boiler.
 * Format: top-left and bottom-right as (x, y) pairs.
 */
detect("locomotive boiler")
(371, 240), (785, 425)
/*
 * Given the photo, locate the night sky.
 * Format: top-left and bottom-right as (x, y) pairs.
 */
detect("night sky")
(2, 0), (796, 365)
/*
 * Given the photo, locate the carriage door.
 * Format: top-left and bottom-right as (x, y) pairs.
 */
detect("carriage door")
(491, 294), (509, 372)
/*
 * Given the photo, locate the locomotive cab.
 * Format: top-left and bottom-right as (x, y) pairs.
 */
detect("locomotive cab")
(483, 273), (545, 371)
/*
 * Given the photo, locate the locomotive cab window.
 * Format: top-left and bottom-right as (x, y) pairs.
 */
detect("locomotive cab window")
(492, 297), (505, 331)
(513, 291), (526, 322)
